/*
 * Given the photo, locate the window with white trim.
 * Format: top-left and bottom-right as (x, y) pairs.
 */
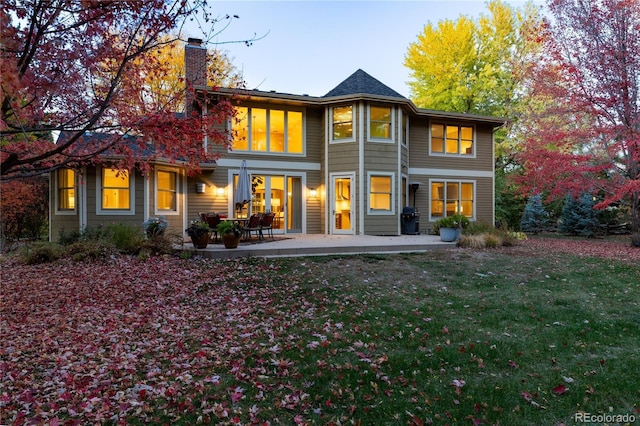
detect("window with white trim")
(57, 168), (76, 211)
(369, 106), (392, 141)
(431, 123), (474, 155)
(368, 173), (394, 214)
(332, 105), (354, 142)
(156, 170), (177, 212)
(232, 106), (303, 154)
(100, 168), (132, 211)
(430, 180), (474, 219)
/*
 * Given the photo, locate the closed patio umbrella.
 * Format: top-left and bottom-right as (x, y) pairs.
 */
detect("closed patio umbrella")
(234, 160), (251, 217)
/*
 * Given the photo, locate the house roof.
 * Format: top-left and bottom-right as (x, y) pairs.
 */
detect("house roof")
(323, 69), (406, 99)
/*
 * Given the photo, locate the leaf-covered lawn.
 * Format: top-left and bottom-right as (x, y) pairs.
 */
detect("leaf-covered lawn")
(1, 237), (639, 425)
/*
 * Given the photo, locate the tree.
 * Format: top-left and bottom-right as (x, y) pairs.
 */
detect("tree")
(0, 1), (255, 181)
(144, 36), (243, 112)
(516, 0), (640, 246)
(520, 193), (550, 233)
(404, 0), (545, 228)
(559, 193), (601, 237)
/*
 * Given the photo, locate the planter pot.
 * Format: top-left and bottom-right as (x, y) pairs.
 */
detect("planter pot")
(190, 233), (210, 249)
(439, 227), (457, 242)
(221, 232), (241, 249)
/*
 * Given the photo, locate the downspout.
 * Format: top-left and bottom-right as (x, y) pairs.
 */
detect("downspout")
(359, 101), (365, 235)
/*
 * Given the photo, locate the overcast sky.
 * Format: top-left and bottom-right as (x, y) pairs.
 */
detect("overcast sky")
(186, 1), (539, 98)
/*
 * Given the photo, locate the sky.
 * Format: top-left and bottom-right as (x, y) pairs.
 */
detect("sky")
(185, 1), (539, 98)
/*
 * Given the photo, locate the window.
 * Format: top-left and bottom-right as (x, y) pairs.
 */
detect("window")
(431, 123), (474, 155)
(102, 168), (130, 210)
(157, 170), (177, 211)
(332, 105), (353, 141)
(401, 113), (408, 146)
(57, 169), (75, 211)
(232, 107), (303, 154)
(430, 180), (474, 219)
(369, 106), (392, 140)
(368, 173), (393, 213)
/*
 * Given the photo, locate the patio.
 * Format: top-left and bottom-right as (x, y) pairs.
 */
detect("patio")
(182, 233), (455, 259)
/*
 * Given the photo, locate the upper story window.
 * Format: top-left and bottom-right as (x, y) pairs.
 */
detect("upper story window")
(57, 168), (76, 211)
(401, 113), (408, 146)
(332, 105), (354, 142)
(369, 106), (392, 141)
(101, 168), (131, 211)
(156, 170), (177, 212)
(232, 107), (303, 154)
(431, 123), (474, 155)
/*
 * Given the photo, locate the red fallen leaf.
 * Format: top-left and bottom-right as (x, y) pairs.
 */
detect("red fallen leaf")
(442, 326), (449, 334)
(552, 384), (568, 395)
(508, 360), (519, 369)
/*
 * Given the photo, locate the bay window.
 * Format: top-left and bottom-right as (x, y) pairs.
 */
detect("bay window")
(332, 105), (353, 141)
(431, 123), (474, 155)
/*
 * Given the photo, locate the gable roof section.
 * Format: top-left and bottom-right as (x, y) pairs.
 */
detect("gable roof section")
(324, 69), (406, 99)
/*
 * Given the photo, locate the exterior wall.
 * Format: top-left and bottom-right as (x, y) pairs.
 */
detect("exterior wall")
(408, 117), (496, 233)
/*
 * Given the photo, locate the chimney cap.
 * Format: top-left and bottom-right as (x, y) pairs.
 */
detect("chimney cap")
(187, 38), (203, 46)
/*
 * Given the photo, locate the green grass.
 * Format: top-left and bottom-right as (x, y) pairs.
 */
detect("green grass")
(223, 250), (640, 425)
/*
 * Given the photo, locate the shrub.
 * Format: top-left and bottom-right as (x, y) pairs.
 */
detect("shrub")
(65, 240), (116, 261)
(107, 223), (143, 254)
(18, 241), (62, 264)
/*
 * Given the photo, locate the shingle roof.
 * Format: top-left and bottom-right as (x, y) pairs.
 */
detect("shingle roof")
(323, 69), (406, 99)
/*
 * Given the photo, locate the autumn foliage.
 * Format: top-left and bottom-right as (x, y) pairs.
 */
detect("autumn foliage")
(516, 0), (640, 245)
(1, 1), (237, 180)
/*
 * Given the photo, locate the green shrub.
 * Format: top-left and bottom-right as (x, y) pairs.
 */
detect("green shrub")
(58, 228), (82, 246)
(107, 223), (143, 254)
(18, 241), (62, 264)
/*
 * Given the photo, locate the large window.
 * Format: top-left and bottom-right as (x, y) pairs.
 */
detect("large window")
(157, 170), (177, 211)
(431, 180), (474, 219)
(232, 107), (303, 154)
(368, 173), (393, 213)
(102, 168), (131, 210)
(369, 106), (392, 140)
(57, 169), (75, 211)
(431, 123), (474, 155)
(332, 105), (353, 141)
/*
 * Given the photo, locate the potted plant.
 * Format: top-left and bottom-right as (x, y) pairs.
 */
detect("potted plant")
(216, 220), (243, 249)
(435, 214), (469, 242)
(186, 219), (211, 249)
(143, 216), (167, 237)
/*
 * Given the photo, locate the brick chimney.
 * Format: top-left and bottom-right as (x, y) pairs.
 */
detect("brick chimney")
(185, 38), (207, 116)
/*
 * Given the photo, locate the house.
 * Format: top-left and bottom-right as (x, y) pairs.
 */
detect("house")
(49, 39), (504, 241)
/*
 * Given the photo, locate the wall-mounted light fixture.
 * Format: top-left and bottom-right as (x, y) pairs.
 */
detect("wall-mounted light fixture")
(216, 187), (225, 197)
(195, 182), (206, 194)
(309, 187), (318, 198)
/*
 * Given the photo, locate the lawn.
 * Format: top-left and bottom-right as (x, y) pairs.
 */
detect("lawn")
(1, 237), (639, 425)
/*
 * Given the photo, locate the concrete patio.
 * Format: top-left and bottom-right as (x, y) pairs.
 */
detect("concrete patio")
(182, 233), (455, 259)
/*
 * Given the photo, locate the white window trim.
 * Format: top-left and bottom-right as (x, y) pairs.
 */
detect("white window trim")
(230, 106), (306, 156)
(429, 122), (476, 158)
(96, 166), (136, 216)
(55, 168), (77, 215)
(400, 110), (408, 147)
(367, 105), (395, 144)
(330, 104), (356, 144)
(428, 178), (476, 222)
(367, 171), (395, 215)
(154, 167), (180, 216)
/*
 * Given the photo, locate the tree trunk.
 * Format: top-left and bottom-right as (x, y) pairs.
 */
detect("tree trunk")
(632, 191), (640, 247)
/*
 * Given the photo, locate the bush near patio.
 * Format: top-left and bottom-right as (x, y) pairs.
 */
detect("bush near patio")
(1, 236), (638, 425)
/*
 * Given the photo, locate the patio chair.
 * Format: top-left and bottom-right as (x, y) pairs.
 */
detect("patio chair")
(242, 213), (262, 240)
(260, 212), (276, 240)
(202, 213), (221, 242)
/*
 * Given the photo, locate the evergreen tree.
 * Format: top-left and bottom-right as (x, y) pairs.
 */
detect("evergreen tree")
(559, 193), (601, 237)
(520, 193), (549, 233)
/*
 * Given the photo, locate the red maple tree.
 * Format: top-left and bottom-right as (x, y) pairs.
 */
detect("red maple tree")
(1, 0), (244, 181)
(516, 0), (640, 246)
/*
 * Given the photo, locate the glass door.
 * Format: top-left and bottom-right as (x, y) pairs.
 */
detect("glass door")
(331, 174), (353, 234)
